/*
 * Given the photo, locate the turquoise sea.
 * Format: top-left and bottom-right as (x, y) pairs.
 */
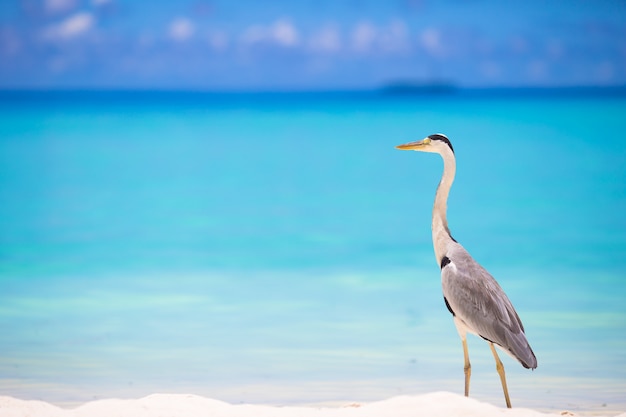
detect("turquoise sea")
(0, 90), (625, 413)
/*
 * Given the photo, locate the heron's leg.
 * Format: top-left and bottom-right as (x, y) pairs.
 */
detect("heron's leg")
(462, 337), (471, 397)
(489, 342), (511, 408)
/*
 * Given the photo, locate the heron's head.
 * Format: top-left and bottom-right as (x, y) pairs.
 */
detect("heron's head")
(395, 133), (454, 155)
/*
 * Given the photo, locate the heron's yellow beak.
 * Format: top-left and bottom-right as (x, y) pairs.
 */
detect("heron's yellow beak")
(395, 137), (431, 150)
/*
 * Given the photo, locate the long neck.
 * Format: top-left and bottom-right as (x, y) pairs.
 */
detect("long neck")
(432, 149), (457, 264)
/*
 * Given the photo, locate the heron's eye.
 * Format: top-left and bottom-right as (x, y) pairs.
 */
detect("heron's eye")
(423, 138), (432, 145)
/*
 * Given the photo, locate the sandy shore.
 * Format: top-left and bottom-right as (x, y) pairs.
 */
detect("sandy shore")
(2, 392), (625, 417)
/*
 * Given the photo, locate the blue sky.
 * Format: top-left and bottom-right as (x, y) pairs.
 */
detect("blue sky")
(0, 0), (625, 90)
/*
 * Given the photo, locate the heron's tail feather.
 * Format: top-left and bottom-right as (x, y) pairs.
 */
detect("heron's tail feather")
(504, 331), (537, 369)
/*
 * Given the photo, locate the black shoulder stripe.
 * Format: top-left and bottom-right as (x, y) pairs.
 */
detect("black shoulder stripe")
(444, 296), (455, 316)
(440, 256), (451, 269)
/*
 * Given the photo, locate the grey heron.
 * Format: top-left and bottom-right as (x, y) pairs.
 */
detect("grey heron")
(396, 133), (537, 408)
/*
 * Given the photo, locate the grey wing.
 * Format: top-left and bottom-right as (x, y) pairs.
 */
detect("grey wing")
(441, 246), (537, 369)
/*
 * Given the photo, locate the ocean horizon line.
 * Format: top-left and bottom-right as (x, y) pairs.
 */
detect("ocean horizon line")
(1, 84), (626, 98)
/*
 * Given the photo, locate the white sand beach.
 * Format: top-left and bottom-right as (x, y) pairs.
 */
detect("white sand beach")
(2, 392), (625, 417)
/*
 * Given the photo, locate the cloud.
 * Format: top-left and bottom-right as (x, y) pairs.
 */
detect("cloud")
(272, 20), (298, 46)
(240, 19), (299, 47)
(546, 39), (564, 60)
(378, 20), (409, 53)
(509, 35), (529, 55)
(349, 20), (410, 54)
(309, 25), (341, 53)
(45, 0), (77, 14)
(594, 61), (615, 83)
(351, 22), (377, 52)
(0, 27), (21, 56)
(240, 25), (265, 45)
(527, 59), (549, 81)
(479, 61), (502, 80)
(168, 18), (195, 41)
(208, 31), (229, 51)
(420, 28), (444, 57)
(42, 12), (94, 41)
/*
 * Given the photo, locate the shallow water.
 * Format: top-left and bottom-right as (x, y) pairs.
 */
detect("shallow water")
(0, 90), (625, 413)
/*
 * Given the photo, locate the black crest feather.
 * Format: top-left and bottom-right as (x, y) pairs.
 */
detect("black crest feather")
(428, 133), (454, 154)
